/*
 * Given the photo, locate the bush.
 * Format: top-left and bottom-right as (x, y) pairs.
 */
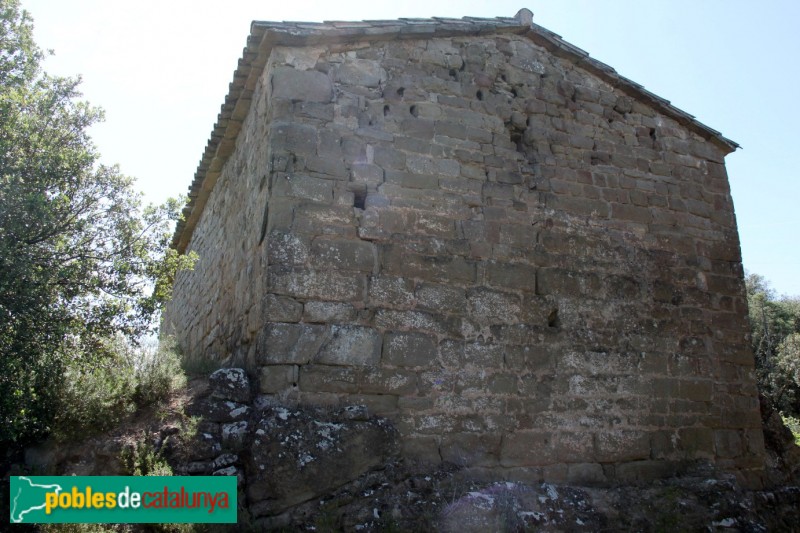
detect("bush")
(50, 338), (137, 441)
(119, 431), (173, 477)
(132, 337), (187, 407)
(747, 273), (800, 416)
(783, 415), (800, 446)
(50, 336), (186, 442)
(0, 1), (196, 446)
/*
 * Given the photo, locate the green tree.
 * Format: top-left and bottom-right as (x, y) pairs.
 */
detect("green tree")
(746, 273), (800, 415)
(0, 0), (194, 445)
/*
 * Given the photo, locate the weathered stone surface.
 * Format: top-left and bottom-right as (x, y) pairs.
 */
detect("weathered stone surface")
(256, 323), (328, 365)
(595, 430), (650, 463)
(268, 267), (366, 301)
(501, 432), (557, 467)
(209, 368), (251, 403)
(271, 67), (333, 102)
(262, 294), (303, 323)
(268, 231), (310, 266)
(415, 283), (466, 314)
(361, 367), (418, 395)
(335, 59), (387, 88)
(310, 238), (375, 272)
(368, 276), (415, 308)
(221, 421), (249, 452)
(467, 287), (521, 324)
(485, 261), (537, 292)
(383, 331), (437, 368)
(187, 398), (251, 423)
(302, 301), (355, 323)
(315, 325), (382, 366)
(440, 433), (502, 466)
(211, 453), (238, 471)
(246, 406), (399, 516)
(298, 364), (359, 393)
(439, 483), (605, 533)
(259, 365), (298, 393)
(189, 431), (222, 461)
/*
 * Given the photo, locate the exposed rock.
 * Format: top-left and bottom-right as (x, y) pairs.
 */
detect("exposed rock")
(208, 367), (251, 403)
(165, 369), (402, 523)
(435, 466), (800, 533)
(246, 405), (399, 518)
(190, 430), (222, 460)
(221, 421), (249, 452)
(213, 465), (238, 476)
(440, 482), (604, 533)
(211, 453), (238, 470)
(187, 397), (251, 423)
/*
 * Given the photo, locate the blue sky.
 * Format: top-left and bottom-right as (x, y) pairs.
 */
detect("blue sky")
(23, 0), (800, 297)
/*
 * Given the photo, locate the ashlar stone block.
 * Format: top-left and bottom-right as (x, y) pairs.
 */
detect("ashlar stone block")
(262, 294), (303, 323)
(302, 301), (356, 323)
(359, 367), (418, 395)
(298, 365), (359, 394)
(268, 266), (366, 302)
(368, 276), (415, 308)
(485, 261), (537, 292)
(415, 283), (466, 314)
(271, 67), (333, 102)
(257, 323), (328, 365)
(595, 430), (650, 463)
(334, 59), (387, 88)
(500, 431), (557, 467)
(310, 238), (376, 272)
(383, 331), (437, 368)
(259, 365), (299, 394)
(315, 325), (382, 366)
(467, 286), (522, 324)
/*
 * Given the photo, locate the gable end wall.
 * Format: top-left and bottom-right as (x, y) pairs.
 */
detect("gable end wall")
(164, 33), (764, 486)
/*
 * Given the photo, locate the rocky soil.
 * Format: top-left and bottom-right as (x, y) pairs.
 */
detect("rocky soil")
(6, 368), (800, 532)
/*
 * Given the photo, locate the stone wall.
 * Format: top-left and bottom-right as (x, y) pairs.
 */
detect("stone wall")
(165, 30), (764, 484)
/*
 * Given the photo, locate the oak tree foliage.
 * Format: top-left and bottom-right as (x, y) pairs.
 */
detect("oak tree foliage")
(746, 273), (800, 416)
(0, 0), (194, 444)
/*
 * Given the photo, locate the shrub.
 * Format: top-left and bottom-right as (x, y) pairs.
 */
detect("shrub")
(0, 1), (197, 445)
(132, 337), (186, 407)
(119, 432), (172, 477)
(51, 338), (137, 441)
(746, 273), (800, 416)
(783, 415), (800, 446)
(50, 336), (186, 442)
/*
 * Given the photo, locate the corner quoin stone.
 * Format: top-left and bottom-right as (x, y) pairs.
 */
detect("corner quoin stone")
(270, 67), (333, 103)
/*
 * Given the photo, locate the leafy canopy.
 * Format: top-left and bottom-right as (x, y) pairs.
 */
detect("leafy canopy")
(746, 273), (800, 416)
(0, 0), (194, 444)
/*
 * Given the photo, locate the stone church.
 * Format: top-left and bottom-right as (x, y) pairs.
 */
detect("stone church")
(164, 9), (765, 485)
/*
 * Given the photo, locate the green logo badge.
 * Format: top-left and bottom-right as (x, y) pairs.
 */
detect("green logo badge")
(10, 476), (237, 524)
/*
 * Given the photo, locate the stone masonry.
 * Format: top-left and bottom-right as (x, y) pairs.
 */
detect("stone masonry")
(164, 9), (765, 485)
